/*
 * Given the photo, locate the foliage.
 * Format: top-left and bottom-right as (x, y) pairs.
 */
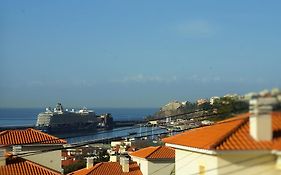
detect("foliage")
(63, 160), (86, 175)
(95, 149), (110, 162)
(212, 97), (249, 115)
(63, 150), (110, 174)
(147, 97), (249, 121)
(197, 102), (211, 111)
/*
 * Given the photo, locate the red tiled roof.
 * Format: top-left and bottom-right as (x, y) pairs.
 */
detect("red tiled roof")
(68, 162), (142, 175)
(273, 138), (281, 150)
(0, 157), (61, 175)
(130, 146), (175, 159)
(163, 112), (281, 151)
(62, 151), (69, 157)
(62, 159), (79, 167)
(62, 152), (75, 159)
(0, 128), (66, 145)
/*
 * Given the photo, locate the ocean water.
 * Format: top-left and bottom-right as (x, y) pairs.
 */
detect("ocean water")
(0, 108), (166, 143)
(66, 126), (167, 144)
(0, 107), (158, 127)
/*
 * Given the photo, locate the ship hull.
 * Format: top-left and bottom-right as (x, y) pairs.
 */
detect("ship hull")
(36, 105), (98, 134)
(36, 122), (97, 134)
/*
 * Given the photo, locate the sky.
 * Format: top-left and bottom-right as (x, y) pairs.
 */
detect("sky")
(0, 0), (281, 108)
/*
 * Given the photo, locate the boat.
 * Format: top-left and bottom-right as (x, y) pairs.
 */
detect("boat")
(35, 103), (98, 134)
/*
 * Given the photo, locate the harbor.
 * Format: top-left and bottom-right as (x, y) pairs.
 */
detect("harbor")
(0, 106), (163, 145)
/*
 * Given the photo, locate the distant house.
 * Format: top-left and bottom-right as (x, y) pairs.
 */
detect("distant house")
(130, 146), (175, 175)
(163, 98), (281, 175)
(148, 120), (158, 125)
(0, 128), (66, 172)
(61, 151), (79, 167)
(108, 139), (138, 162)
(209, 96), (220, 105)
(161, 101), (187, 111)
(68, 157), (142, 175)
(197, 99), (209, 106)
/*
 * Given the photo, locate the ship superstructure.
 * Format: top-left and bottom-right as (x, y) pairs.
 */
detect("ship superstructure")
(36, 103), (97, 133)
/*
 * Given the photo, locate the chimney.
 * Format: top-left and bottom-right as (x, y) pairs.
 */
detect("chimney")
(0, 149), (6, 166)
(276, 152), (281, 170)
(249, 97), (277, 141)
(120, 157), (129, 173)
(86, 157), (94, 169)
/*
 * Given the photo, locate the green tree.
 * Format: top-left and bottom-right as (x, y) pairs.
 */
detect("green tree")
(63, 160), (86, 174)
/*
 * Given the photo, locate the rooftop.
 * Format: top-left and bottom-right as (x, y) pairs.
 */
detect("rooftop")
(163, 112), (281, 151)
(62, 159), (79, 167)
(130, 146), (175, 159)
(0, 157), (61, 175)
(68, 161), (142, 175)
(0, 128), (66, 146)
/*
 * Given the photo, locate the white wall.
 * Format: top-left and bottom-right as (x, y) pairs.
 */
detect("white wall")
(111, 141), (122, 147)
(25, 150), (62, 172)
(175, 148), (281, 175)
(131, 156), (174, 175)
(217, 153), (280, 175)
(131, 156), (149, 175)
(147, 161), (174, 175)
(110, 155), (118, 162)
(175, 149), (218, 175)
(0, 149), (5, 166)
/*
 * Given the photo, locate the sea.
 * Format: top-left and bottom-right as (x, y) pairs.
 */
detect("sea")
(0, 108), (167, 144)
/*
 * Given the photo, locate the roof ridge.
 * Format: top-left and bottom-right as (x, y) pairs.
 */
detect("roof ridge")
(89, 162), (104, 173)
(30, 128), (66, 144)
(94, 162), (103, 169)
(146, 146), (161, 158)
(0, 130), (8, 136)
(210, 117), (248, 149)
(5, 157), (60, 174)
(25, 159), (61, 174)
(0, 128), (66, 145)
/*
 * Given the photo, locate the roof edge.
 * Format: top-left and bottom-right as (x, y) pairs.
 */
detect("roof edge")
(30, 128), (67, 144)
(210, 117), (248, 149)
(4, 157), (61, 175)
(166, 143), (217, 155)
(25, 159), (62, 174)
(145, 146), (161, 158)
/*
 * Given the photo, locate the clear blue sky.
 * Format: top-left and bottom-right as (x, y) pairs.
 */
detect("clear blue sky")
(1, 0), (281, 108)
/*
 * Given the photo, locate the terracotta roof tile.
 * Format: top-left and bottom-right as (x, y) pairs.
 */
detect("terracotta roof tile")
(0, 128), (66, 145)
(273, 138), (281, 150)
(0, 157), (61, 175)
(62, 159), (79, 167)
(130, 146), (175, 159)
(163, 112), (281, 151)
(62, 151), (69, 157)
(68, 162), (142, 175)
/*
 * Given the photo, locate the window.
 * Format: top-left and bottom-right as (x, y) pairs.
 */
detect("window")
(199, 165), (205, 175)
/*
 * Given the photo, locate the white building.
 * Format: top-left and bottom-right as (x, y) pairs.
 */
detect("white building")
(210, 96), (220, 105)
(109, 140), (134, 162)
(197, 99), (209, 106)
(161, 101), (186, 111)
(130, 146), (175, 175)
(0, 128), (66, 172)
(163, 98), (281, 175)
